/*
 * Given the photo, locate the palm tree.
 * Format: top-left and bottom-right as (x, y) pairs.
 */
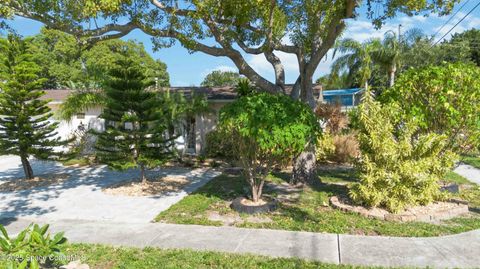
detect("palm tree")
(57, 81), (105, 121)
(372, 31), (402, 87)
(331, 38), (381, 91)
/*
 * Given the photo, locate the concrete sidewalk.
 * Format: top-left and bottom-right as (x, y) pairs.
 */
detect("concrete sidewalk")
(455, 163), (480, 185)
(3, 218), (480, 268)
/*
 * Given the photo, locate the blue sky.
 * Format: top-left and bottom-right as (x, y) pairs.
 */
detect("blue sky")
(3, 0), (480, 86)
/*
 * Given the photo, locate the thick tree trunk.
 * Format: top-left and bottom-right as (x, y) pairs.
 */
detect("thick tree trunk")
(291, 143), (316, 185)
(291, 67), (318, 185)
(21, 156), (34, 179)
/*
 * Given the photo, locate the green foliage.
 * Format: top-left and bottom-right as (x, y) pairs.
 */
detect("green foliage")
(315, 73), (350, 90)
(316, 132), (336, 162)
(332, 38), (382, 89)
(462, 154), (480, 169)
(1, 1), (458, 109)
(95, 53), (175, 182)
(0, 223), (67, 269)
(382, 63), (480, 153)
(6, 27), (170, 89)
(0, 35), (72, 179)
(201, 70), (241, 87)
(449, 28), (480, 67)
(235, 78), (256, 97)
(349, 92), (457, 213)
(219, 93), (318, 201)
(205, 129), (235, 160)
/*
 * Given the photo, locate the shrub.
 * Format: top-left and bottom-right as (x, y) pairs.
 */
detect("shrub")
(0, 223), (67, 268)
(204, 128), (235, 160)
(315, 102), (348, 134)
(332, 134), (359, 163)
(220, 93), (318, 202)
(349, 92), (457, 213)
(382, 63), (480, 154)
(315, 103), (358, 164)
(316, 132), (336, 162)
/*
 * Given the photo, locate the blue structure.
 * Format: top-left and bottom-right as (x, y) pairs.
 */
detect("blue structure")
(322, 88), (364, 107)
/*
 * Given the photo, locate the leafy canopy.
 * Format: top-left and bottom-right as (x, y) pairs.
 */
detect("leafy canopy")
(382, 62), (480, 153)
(0, 1), (459, 104)
(201, 70), (241, 87)
(219, 92), (318, 201)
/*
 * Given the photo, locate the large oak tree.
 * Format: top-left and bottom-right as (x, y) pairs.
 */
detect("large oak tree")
(0, 0), (459, 182)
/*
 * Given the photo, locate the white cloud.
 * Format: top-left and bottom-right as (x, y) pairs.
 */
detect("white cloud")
(431, 12), (480, 42)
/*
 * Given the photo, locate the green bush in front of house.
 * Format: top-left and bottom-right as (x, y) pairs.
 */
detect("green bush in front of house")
(219, 93), (318, 203)
(381, 63), (480, 154)
(349, 91), (457, 213)
(205, 128), (236, 160)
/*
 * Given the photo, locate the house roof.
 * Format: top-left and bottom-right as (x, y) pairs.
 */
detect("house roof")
(41, 84), (325, 103)
(323, 88), (363, 96)
(40, 89), (74, 102)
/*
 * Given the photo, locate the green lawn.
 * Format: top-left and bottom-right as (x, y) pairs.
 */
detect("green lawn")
(61, 157), (92, 167)
(444, 171), (472, 185)
(59, 244), (385, 269)
(461, 154), (480, 169)
(156, 169), (480, 237)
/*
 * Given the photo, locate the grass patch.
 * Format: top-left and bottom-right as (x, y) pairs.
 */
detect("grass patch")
(61, 157), (91, 167)
(458, 186), (480, 209)
(156, 169), (480, 237)
(0, 243), (390, 269)
(444, 171), (471, 185)
(461, 155), (480, 169)
(63, 243), (384, 268)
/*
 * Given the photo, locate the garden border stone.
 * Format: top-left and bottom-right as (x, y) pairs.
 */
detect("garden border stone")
(330, 196), (469, 222)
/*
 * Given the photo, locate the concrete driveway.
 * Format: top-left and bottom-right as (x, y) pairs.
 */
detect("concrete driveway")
(0, 155), (220, 223)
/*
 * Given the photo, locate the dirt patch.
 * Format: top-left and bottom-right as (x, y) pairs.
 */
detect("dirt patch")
(103, 176), (189, 196)
(0, 174), (70, 191)
(330, 196), (470, 222)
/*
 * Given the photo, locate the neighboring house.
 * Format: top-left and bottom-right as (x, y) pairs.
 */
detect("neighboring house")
(323, 88), (364, 109)
(41, 85), (362, 155)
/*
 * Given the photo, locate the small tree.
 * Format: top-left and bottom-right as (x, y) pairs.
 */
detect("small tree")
(382, 63), (480, 154)
(349, 92), (457, 213)
(219, 93), (318, 202)
(95, 54), (174, 184)
(0, 35), (71, 179)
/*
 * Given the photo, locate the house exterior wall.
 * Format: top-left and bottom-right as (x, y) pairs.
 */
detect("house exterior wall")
(194, 101), (229, 154)
(48, 104), (104, 139)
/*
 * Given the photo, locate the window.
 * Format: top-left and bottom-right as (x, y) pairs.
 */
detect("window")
(76, 113), (85, 119)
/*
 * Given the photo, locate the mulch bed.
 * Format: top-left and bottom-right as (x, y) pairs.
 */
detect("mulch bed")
(0, 174), (70, 192)
(330, 196), (470, 222)
(102, 175), (190, 196)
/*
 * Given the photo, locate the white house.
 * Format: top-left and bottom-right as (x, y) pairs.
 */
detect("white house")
(42, 85), (357, 155)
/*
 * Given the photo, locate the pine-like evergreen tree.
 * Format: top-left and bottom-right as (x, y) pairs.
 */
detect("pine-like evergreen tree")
(0, 35), (71, 179)
(95, 54), (175, 184)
